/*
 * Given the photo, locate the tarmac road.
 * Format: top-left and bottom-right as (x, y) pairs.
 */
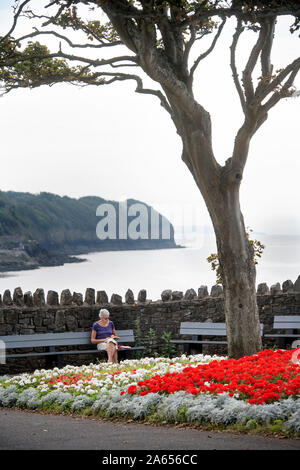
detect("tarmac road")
(0, 408), (299, 451)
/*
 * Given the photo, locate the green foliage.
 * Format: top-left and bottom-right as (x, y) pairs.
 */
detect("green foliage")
(53, 6), (120, 42)
(159, 331), (177, 358)
(0, 190), (175, 250)
(0, 38), (93, 94)
(143, 328), (157, 357)
(207, 228), (265, 284)
(247, 419), (258, 429)
(270, 419), (284, 433)
(1, 1), (299, 95)
(0, 191), (109, 239)
(134, 320), (176, 358)
(134, 317), (145, 359)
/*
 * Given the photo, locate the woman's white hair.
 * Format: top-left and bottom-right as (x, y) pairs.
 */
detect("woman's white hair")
(99, 308), (110, 318)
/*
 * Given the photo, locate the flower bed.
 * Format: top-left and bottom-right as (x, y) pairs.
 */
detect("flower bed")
(0, 349), (299, 434)
(126, 349), (300, 405)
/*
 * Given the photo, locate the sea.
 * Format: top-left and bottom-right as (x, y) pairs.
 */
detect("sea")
(0, 230), (299, 301)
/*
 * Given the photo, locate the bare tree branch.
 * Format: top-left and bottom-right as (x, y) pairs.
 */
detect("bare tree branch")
(0, 0), (31, 43)
(180, 5), (300, 30)
(242, 23), (268, 103)
(157, 8), (178, 65)
(55, 50), (138, 68)
(16, 29), (122, 49)
(182, 23), (196, 80)
(260, 62), (300, 113)
(41, 2), (72, 27)
(256, 55), (300, 104)
(229, 12), (299, 162)
(23, 6), (120, 45)
(1, 46), (137, 69)
(2, 0), (300, 178)
(260, 17), (276, 78)
(189, 18), (226, 84)
(73, 70), (173, 116)
(230, 18), (246, 113)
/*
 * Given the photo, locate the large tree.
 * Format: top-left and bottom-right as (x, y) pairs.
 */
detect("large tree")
(1, 0), (300, 358)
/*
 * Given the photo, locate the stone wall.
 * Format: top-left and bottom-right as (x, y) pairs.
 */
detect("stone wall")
(1, 276), (300, 374)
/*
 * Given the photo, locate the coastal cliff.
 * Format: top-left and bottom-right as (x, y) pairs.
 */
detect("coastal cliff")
(0, 191), (180, 271)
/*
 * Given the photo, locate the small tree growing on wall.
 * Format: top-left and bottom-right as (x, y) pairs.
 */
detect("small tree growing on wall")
(1, 1), (300, 358)
(207, 228), (265, 284)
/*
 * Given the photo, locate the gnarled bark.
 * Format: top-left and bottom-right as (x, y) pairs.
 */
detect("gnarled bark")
(211, 186), (262, 359)
(179, 115), (262, 358)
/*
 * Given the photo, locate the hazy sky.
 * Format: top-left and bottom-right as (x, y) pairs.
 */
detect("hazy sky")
(0, 1), (300, 236)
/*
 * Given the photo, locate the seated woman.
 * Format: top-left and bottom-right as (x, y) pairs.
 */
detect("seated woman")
(91, 309), (118, 364)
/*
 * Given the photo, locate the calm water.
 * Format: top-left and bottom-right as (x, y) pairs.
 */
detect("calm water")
(0, 233), (299, 301)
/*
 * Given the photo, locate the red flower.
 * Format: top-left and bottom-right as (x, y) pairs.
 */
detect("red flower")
(127, 385), (138, 394)
(122, 349), (300, 405)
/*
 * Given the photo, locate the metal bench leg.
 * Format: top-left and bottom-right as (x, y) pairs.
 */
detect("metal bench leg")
(191, 335), (202, 355)
(278, 337), (287, 349)
(45, 346), (61, 369)
(56, 354), (64, 368)
(123, 350), (130, 360)
(45, 354), (55, 369)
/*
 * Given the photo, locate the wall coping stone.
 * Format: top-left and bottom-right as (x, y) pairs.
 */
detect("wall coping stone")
(1, 277), (299, 308)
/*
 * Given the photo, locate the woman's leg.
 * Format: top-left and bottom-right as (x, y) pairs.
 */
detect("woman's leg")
(113, 348), (118, 364)
(107, 342), (115, 363)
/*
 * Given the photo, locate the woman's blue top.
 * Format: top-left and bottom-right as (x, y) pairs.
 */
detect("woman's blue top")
(92, 320), (115, 340)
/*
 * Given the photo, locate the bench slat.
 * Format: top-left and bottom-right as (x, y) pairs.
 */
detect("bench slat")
(264, 334), (300, 338)
(180, 328), (227, 336)
(1, 329), (142, 365)
(2, 338), (91, 348)
(172, 322), (264, 356)
(6, 346), (144, 359)
(179, 322), (226, 336)
(273, 322), (300, 329)
(179, 322), (227, 328)
(273, 315), (300, 321)
(170, 340), (228, 345)
(273, 315), (300, 330)
(179, 322), (263, 336)
(0, 330), (135, 349)
(1, 330), (134, 340)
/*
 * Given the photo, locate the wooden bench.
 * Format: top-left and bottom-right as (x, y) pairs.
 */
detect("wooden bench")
(170, 322), (264, 355)
(264, 315), (300, 349)
(0, 330), (144, 368)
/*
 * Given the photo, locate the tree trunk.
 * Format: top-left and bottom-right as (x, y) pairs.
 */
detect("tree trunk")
(153, 82), (263, 359)
(174, 113), (263, 359)
(211, 187), (263, 359)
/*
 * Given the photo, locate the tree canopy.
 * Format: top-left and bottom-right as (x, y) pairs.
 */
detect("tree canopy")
(1, 1), (300, 179)
(1, 1), (300, 107)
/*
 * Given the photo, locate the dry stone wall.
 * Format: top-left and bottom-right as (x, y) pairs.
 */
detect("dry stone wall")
(0, 276), (300, 373)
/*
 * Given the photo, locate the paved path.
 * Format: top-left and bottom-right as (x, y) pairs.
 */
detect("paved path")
(0, 408), (299, 451)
